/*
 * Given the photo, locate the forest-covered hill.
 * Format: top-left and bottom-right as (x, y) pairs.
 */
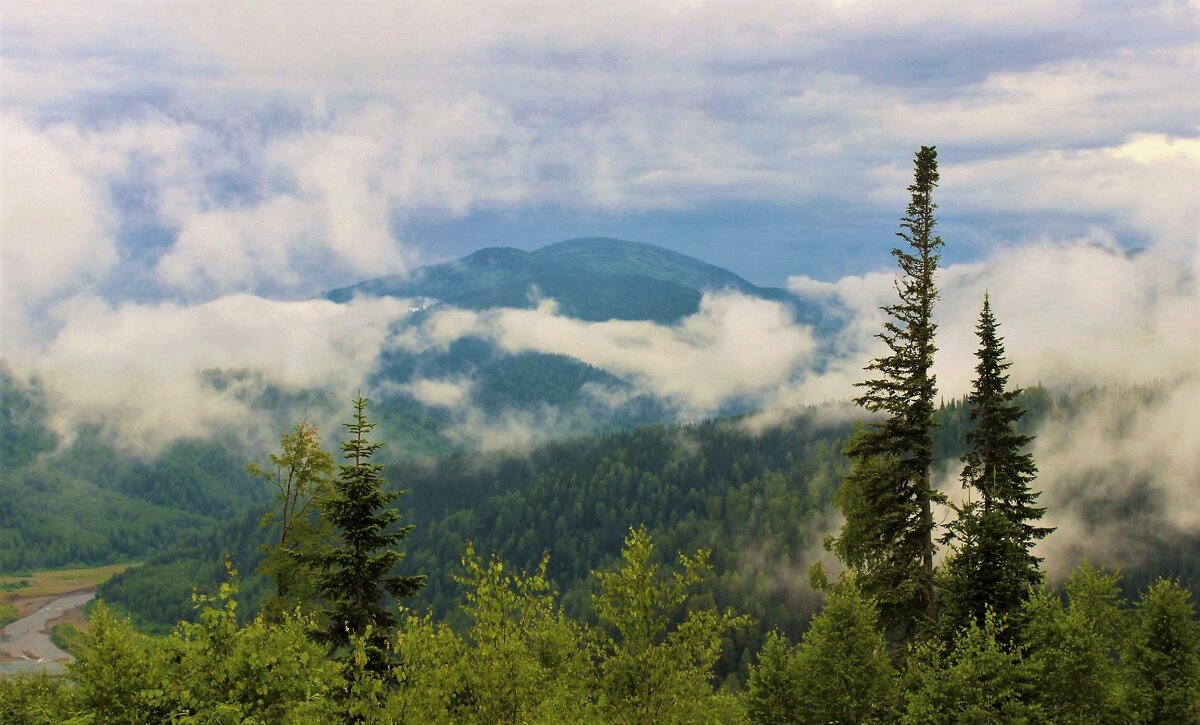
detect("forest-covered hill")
(327, 237), (814, 325)
(95, 380), (1200, 680)
(0, 366), (450, 572)
(329, 237), (833, 432)
(0, 240), (835, 576)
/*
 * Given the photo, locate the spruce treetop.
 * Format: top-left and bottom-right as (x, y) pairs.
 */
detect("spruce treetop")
(305, 393), (425, 676)
(961, 295), (1050, 541)
(833, 145), (945, 639)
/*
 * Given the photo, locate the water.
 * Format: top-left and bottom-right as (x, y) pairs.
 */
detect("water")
(0, 591), (94, 677)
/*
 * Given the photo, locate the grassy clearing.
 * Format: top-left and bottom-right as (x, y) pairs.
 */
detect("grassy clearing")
(0, 564), (131, 601)
(0, 602), (18, 628)
(0, 564), (134, 623)
(49, 622), (86, 657)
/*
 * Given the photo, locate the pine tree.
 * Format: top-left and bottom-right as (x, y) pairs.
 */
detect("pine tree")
(832, 145), (944, 639)
(305, 394), (425, 675)
(747, 631), (803, 724)
(1128, 578), (1200, 723)
(940, 294), (1052, 641)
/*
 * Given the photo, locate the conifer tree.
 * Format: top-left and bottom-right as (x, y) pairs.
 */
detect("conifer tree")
(832, 146), (944, 639)
(940, 294), (1051, 640)
(304, 394), (425, 675)
(747, 632), (803, 724)
(1128, 578), (1200, 722)
(960, 294), (1047, 534)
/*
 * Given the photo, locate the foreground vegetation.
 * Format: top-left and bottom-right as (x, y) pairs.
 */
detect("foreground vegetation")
(2, 536), (1197, 723)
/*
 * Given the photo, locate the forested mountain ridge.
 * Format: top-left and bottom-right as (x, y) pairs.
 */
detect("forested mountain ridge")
(0, 238), (833, 577)
(335, 237), (825, 432)
(326, 237), (813, 324)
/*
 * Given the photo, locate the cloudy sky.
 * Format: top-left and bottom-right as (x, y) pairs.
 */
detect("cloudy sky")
(5, 1), (1196, 297)
(1, 1), (1197, 438)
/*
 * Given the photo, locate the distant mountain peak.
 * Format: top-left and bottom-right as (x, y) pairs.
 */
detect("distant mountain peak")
(535, 236), (680, 255)
(460, 246), (529, 264)
(326, 237), (805, 324)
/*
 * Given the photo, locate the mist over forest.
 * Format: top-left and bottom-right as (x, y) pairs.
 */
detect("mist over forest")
(2, 1), (1198, 722)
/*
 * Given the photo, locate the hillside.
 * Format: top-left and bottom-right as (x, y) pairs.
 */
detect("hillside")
(100, 402), (857, 674)
(1, 240), (811, 575)
(98, 381), (1200, 670)
(327, 237), (810, 324)
(334, 237), (826, 434)
(0, 367), (452, 573)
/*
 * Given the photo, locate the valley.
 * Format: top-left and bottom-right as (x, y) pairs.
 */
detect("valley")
(0, 565), (130, 677)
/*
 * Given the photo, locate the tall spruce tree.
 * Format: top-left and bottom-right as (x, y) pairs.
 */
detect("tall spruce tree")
(940, 294), (1051, 640)
(832, 145), (943, 639)
(305, 394), (425, 675)
(959, 294), (1049, 545)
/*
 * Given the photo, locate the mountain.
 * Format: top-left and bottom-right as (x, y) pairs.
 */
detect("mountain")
(328, 238), (822, 429)
(327, 237), (811, 324)
(0, 240), (817, 574)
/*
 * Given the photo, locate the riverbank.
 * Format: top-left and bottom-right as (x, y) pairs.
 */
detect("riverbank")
(0, 564), (131, 620)
(0, 564), (133, 677)
(0, 591), (95, 676)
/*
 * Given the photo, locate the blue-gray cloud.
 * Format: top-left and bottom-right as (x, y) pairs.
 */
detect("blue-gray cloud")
(2, 0), (1195, 309)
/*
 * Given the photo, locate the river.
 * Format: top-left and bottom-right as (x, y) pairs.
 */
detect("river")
(0, 591), (94, 677)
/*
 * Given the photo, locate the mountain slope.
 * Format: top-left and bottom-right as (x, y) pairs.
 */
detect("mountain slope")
(333, 238), (820, 429)
(327, 237), (811, 324)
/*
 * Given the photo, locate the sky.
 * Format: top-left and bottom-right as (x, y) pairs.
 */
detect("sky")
(1, 0), (1198, 577)
(1, 1), (1196, 416)
(3, 0), (1196, 302)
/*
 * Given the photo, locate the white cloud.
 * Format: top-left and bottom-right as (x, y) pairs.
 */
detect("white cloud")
(788, 227), (1199, 403)
(946, 134), (1200, 251)
(1, 116), (118, 349)
(151, 96), (544, 296)
(156, 196), (321, 294)
(9, 293), (411, 452)
(443, 404), (583, 453)
(4, 2), (1196, 296)
(939, 236), (1198, 393)
(417, 292), (817, 413)
(1032, 376), (1200, 579)
(403, 376), (474, 409)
